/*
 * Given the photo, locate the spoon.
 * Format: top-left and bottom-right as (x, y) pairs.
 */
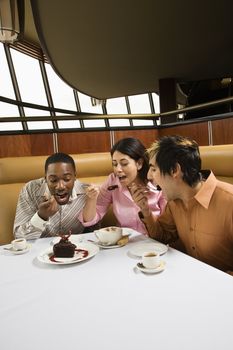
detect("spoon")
(107, 185), (118, 191)
(3, 246), (24, 251)
(3, 246), (13, 251)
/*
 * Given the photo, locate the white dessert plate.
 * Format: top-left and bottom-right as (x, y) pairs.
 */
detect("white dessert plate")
(136, 261), (166, 274)
(3, 244), (31, 255)
(51, 234), (83, 246)
(37, 242), (99, 265)
(129, 241), (168, 257)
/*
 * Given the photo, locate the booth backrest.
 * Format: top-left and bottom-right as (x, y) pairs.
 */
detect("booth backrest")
(0, 152), (112, 184)
(0, 152), (114, 245)
(1, 145), (233, 245)
(200, 144), (233, 184)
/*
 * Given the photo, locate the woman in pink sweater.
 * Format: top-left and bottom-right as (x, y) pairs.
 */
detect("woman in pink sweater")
(79, 137), (166, 235)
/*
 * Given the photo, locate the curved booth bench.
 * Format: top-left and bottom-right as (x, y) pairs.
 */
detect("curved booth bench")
(1, 145), (233, 245)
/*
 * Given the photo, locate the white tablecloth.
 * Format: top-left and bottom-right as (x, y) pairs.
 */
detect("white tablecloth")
(0, 231), (233, 350)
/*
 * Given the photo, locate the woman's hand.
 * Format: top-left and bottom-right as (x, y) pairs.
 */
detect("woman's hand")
(82, 184), (100, 222)
(85, 184), (100, 201)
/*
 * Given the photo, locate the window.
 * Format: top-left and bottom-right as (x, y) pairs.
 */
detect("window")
(27, 121), (53, 130)
(0, 122), (23, 131)
(78, 91), (103, 114)
(0, 102), (19, 116)
(0, 42), (160, 133)
(83, 119), (106, 128)
(24, 108), (50, 117)
(129, 94), (155, 126)
(106, 97), (128, 114)
(10, 49), (48, 105)
(128, 94), (151, 114)
(132, 119), (154, 126)
(152, 93), (160, 113)
(108, 119), (131, 127)
(57, 120), (81, 129)
(45, 63), (77, 110)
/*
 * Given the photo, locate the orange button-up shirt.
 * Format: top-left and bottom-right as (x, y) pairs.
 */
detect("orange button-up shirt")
(143, 171), (233, 272)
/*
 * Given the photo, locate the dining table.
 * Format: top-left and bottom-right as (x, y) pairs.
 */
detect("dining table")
(0, 229), (233, 350)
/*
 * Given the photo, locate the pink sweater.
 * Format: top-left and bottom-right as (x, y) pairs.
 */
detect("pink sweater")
(79, 173), (167, 235)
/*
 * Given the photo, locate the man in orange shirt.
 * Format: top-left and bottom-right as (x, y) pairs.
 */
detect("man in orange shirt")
(134, 135), (233, 273)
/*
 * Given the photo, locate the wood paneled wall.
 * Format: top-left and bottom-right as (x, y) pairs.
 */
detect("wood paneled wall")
(0, 134), (54, 157)
(0, 119), (233, 158)
(158, 122), (209, 146)
(114, 129), (159, 148)
(57, 131), (111, 154)
(0, 129), (159, 157)
(212, 118), (233, 145)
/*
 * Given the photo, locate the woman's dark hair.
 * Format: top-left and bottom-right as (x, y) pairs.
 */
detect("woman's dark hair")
(148, 135), (201, 187)
(111, 137), (149, 183)
(45, 153), (76, 173)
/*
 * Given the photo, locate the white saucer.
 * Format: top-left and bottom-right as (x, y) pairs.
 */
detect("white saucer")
(94, 234), (130, 249)
(96, 241), (124, 249)
(136, 261), (166, 274)
(4, 244), (31, 255)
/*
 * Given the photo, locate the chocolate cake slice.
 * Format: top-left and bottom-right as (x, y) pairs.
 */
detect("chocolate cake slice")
(53, 235), (76, 258)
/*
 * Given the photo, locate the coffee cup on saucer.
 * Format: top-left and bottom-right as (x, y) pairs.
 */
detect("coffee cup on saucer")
(11, 238), (27, 251)
(142, 251), (161, 269)
(95, 226), (122, 245)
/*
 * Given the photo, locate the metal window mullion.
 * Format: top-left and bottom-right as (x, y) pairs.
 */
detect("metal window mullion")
(39, 60), (58, 130)
(74, 90), (84, 128)
(148, 92), (156, 126)
(125, 96), (133, 127)
(4, 44), (28, 131)
(102, 100), (109, 128)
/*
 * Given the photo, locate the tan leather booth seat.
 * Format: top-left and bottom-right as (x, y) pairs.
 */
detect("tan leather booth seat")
(1, 145), (233, 245)
(0, 183), (23, 246)
(200, 144), (233, 184)
(0, 152), (115, 245)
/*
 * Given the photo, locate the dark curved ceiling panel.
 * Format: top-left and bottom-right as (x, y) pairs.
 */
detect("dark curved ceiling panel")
(30, 0), (233, 99)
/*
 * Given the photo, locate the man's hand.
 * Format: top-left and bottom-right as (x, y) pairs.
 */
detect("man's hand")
(38, 195), (59, 221)
(130, 183), (151, 217)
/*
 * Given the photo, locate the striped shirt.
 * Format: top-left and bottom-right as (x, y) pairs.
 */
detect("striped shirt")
(14, 178), (87, 240)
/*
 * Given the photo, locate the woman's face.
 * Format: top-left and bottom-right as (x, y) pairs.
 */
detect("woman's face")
(112, 151), (142, 187)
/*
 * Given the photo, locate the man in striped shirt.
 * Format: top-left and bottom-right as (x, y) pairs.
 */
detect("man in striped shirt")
(14, 152), (92, 240)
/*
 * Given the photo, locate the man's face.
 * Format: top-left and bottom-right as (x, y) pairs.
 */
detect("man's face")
(147, 157), (176, 201)
(45, 162), (76, 205)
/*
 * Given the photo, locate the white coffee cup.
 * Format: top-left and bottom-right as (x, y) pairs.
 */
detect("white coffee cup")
(11, 238), (27, 251)
(95, 226), (122, 245)
(142, 251), (160, 269)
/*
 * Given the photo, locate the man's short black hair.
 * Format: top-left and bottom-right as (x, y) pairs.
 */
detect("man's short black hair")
(148, 135), (201, 187)
(45, 153), (76, 173)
